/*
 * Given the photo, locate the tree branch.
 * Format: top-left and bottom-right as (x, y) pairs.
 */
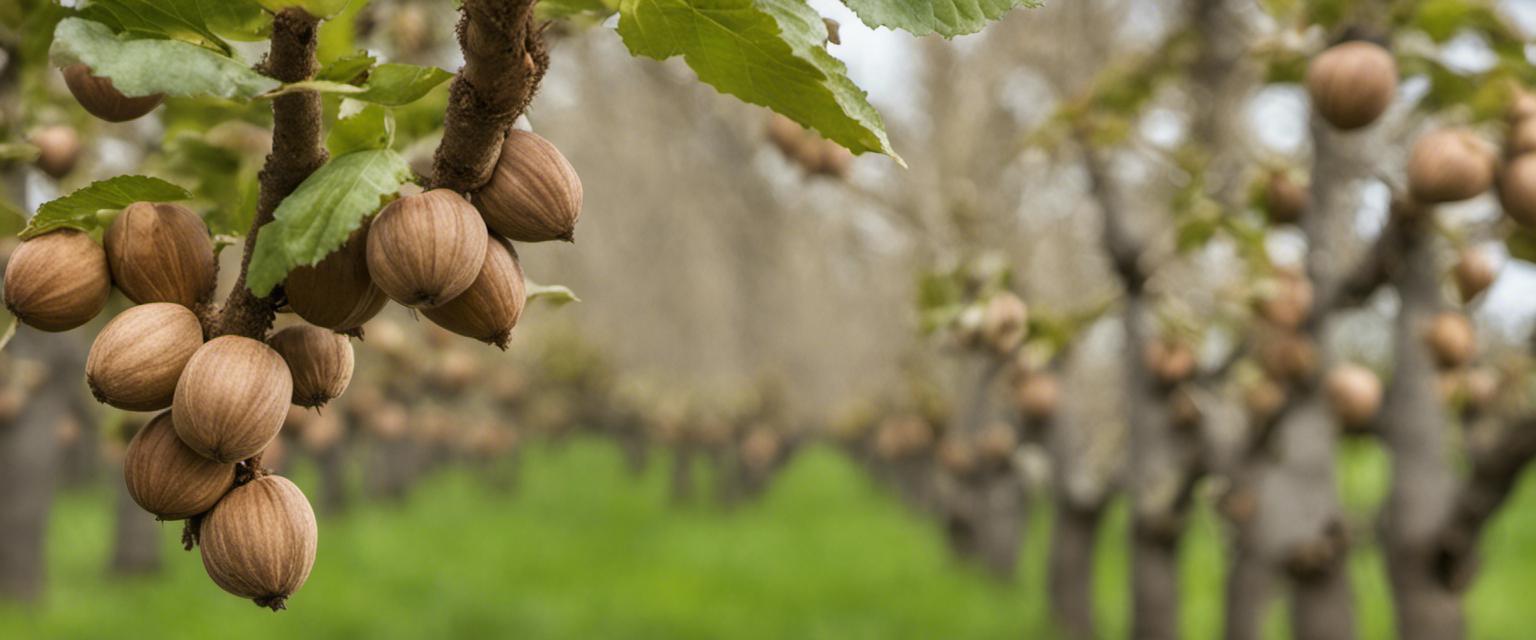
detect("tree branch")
(213, 8), (328, 339)
(429, 0), (548, 193)
(1078, 132), (1146, 292)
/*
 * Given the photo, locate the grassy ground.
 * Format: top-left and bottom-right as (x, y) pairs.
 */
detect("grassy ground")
(1, 437), (1533, 639)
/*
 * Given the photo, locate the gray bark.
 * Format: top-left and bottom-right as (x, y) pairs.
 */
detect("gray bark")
(1251, 120), (1359, 640)
(1378, 207), (1463, 640)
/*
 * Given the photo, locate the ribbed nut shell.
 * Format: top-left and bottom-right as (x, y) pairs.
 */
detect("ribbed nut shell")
(365, 189), (488, 309)
(199, 475), (317, 611)
(173, 336), (293, 463)
(1407, 128), (1494, 204)
(268, 325), (354, 408)
(105, 202), (216, 306)
(3, 229), (110, 332)
(285, 224), (387, 331)
(422, 237), (526, 349)
(86, 303), (204, 411)
(1499, 154), (1536, 226)
(123, 411), (234, 520)
(1305, 41), (1397, 131)
(474, 130), (583, 242)
(62, 64), (165, 123)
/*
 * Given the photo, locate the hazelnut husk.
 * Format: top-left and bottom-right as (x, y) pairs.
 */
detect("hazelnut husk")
(421, 237), (526, 349)
(62, 63), (165, 123)
(268, 325), (353, 408)
(1265, 171), (1308, 225)
(937, 437), (979, 477)
(86, 303), (204, 411)
(474, 130), (583, 242)
(30, 125), (81, 179)
(1425, 312), (1475, 369)
(1498, 154), (1536, 226)
(1305, 41), (1397, 131)
(1406, 128), (1494, 204)
(3, 229), (111, 331)
(1325, 363), (1382, 429)
(123, 411), (234, 520)
(285, 223), (387, 332)
(1452, 248), (1497, 303)
(979, 292), (1028, 354)
(365, 189), (488, 308)
(105, 202), (216, 307)
(199, 475), (317, 611)
(173, 336), (294, 463)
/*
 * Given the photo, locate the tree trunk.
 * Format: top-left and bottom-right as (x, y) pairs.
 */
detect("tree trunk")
(313, 442), (351, 516)
(0, 329), (82, 601)
(1049, 501), (1102, 640)
(1379, 209), (1463, 640)
(669, 443), (695, 505)
(1252, 119), (1358, 640)
(1221, 534), (1271, 640)
(977, 471), (1023, 581)
(108, 472), (162, 576)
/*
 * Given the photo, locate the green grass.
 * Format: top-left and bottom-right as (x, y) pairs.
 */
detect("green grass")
(1, 438), (1534, 639)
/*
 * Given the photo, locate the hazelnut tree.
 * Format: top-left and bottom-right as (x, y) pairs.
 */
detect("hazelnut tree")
(0, 0), (1039, 610)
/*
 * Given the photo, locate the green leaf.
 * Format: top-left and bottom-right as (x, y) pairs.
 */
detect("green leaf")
(526, 282), (581, 307)
(21, 175), (193, 239)
(327, 100), (395, 155)
(78, 0), (260, 55)
(255, 0), (354, 20)
(50, 18), (279, 100)
(539, 0), (618, 20)
(617, 0), (900, 161)
(350, 64), (455, 106)
(246, 149), (414, 297)
(317, 51), (377, 83)
(839, 0), (1040, 37)
(266, 64), (453, 106)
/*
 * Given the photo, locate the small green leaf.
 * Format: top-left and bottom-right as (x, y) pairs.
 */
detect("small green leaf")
(50, 18), (279, 100)
(317, 50), (376, 83)
(246, 149), (414, 297)
(839, 0), (1041, 37)
(266, 64), (452, 106)
(327, 100), (395, 155)
(526, 282), (581, 307)
(1506, 226), (1536, 264)
(21, 175), (193, 238)
(538, 0), (618, 19)
(350, 64), (455, 106)
(617, 0), (900, 161)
